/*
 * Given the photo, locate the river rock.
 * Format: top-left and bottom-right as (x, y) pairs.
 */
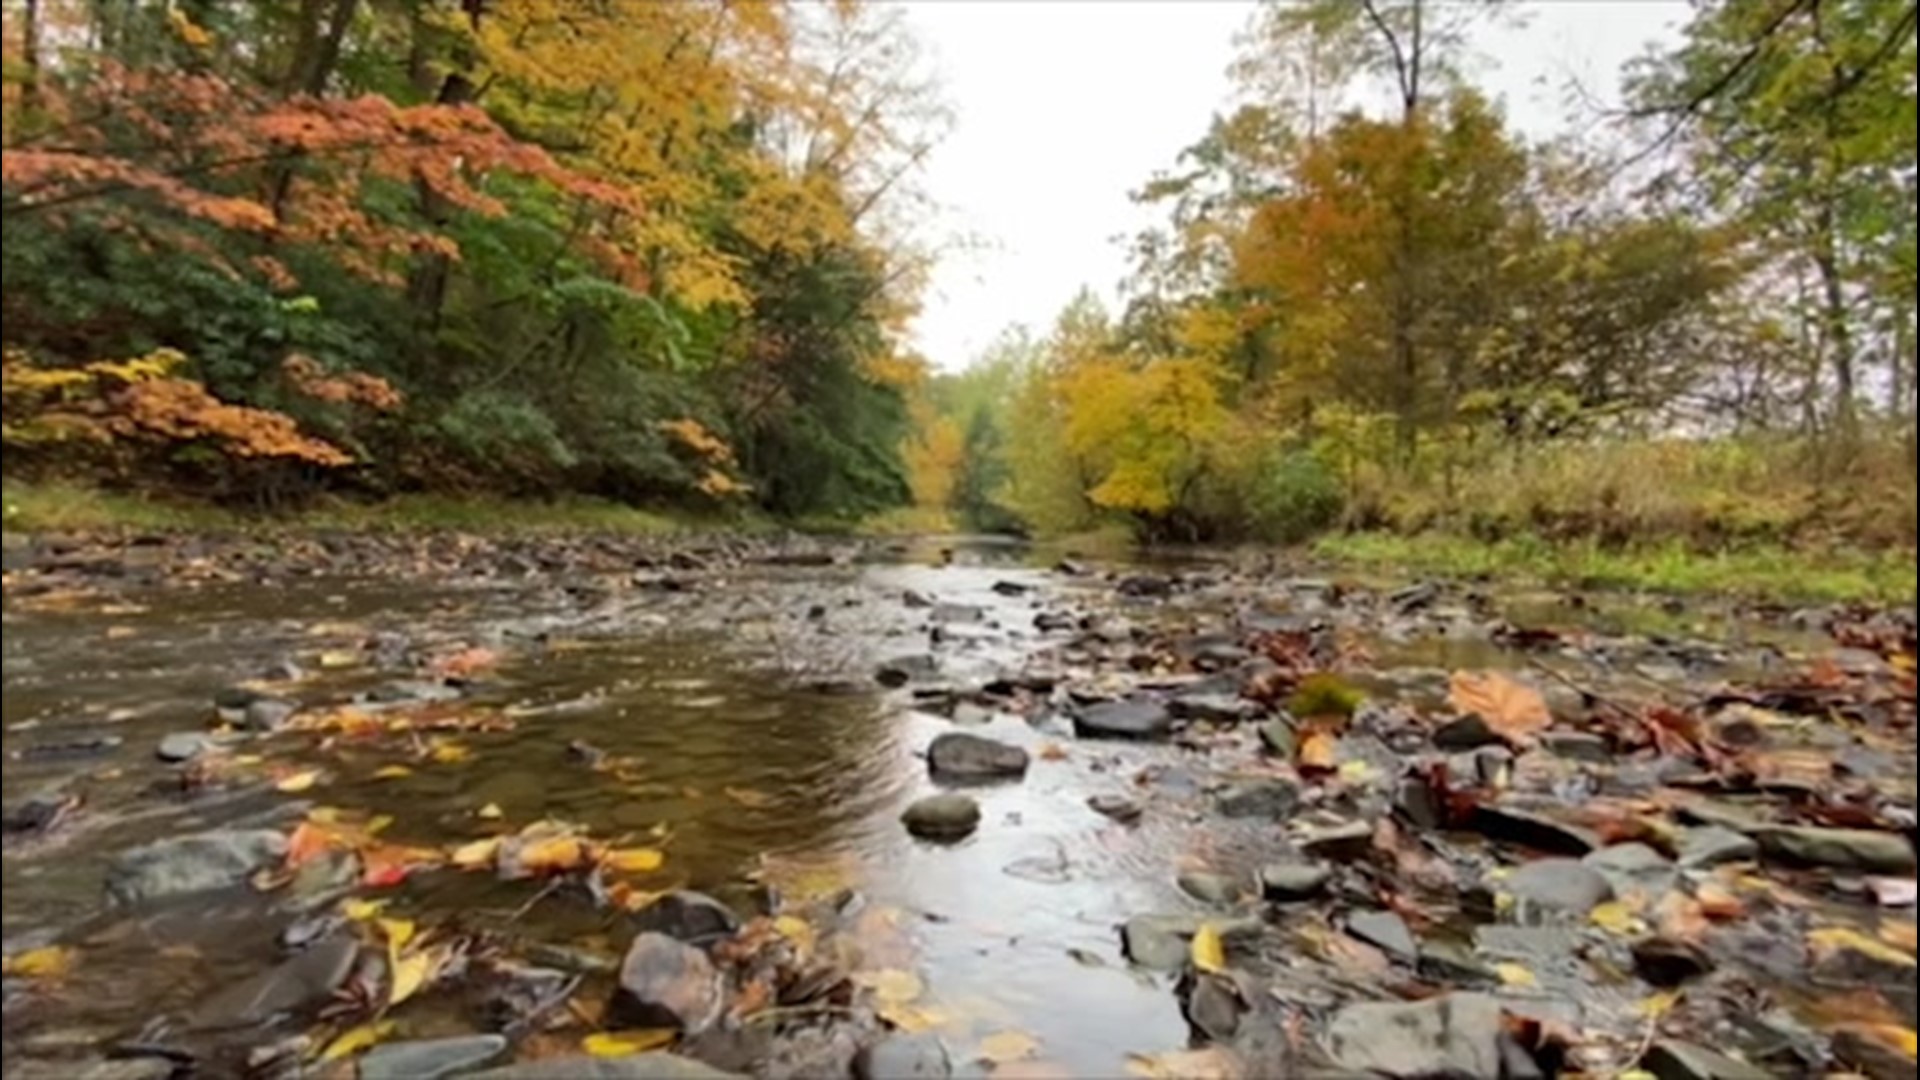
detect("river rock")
(1641, 1040), (1772, 1080)
(612, 933), (724, 1033)
(1121, 915), (1261, 971)
(1346, 911), (1418, 963)
(1632, 936), (1714, 987)
(1433, 713), (1502, 750)
(1470, 805), (1600, 856)
(1678, 825), (1760, 869)
(1117, 574), (1174, 598)
(1540, 731), (1611, 762)
(1072, 699), (1173, 741)
(1260, 862), (1331, 901)
(1088, 794), (1144, 822)
(876, 655), (940, 688)
(629, 891), (740, 944)
(1215, 778), (1300, 820)
(1182, 974), (1243, 1041)
(469, 1054), (743, 1079)
(1583, 842), (1676, 896)
(156, 732), (222, 762)
(853, 1033), (951, 1080)
(1256, 719), (1295, 757)
(3, 788), (78, 834)
(243, 698), (298, 732)
(926, 733), (1029, 781)
(902, 794), (980, 841)
(1752, 826), (1916, 873)
(105, 828), (287, 906)
(1504, 858), (1612, 916)
(186, 935), (357, 1029)
(362, 1035), (510, 1080)
(1170, 693), (1258, 724)
(930, 603), (984, 624)
(1326, 992), (1505, 1078)
(1178, 871), (1243, 905)
(1297, 819), (1375, 861)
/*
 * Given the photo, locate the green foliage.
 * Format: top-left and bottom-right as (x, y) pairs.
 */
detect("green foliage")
(1245, 448), (1345, 544)
(1287, 674), (1366, 721)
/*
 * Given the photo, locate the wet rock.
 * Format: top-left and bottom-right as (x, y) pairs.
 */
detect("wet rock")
(362, 1035), (510, 1080)
(1389, 582), (1441, 613)
(991, 581), (1031, 597)
(1182, 974), (1243, 1041)
(1418, 939), (1499, 984)
(214, 685), (262, 712)
(470, 1053), (743, 1079)
(1033, 612), (1077, 633)
(1170, 692), (1258, 724)
(105, 828), (287, 906)
(1326, 992), (1505, 1078)
(1641, 1040), (1772, 1080)
(612, 933), (724, 1034)
(3, 788), (79, 834)
(243, 698), (298, 732)
(7, 1060), (174, 1080)
(1346, 911), (1418, 963)
(1433, 713), (1502, 750)
(1752, 826), (1916, 873)
(1117, 574), (1174, 598)
(1632, 937), (1713, 987)
(901, 794), (981, 841)
(926, 733), (1029, 781)
(1470, 805), (1600, 856)
(876, 655), (941, 688)
(854, 1033), (951, 1080)
(1088, 794), (1143, 823)
(187, 935), (357, 1029)
(1055, 559), (1091, 576)
(1178, 871), (1243, 905)
(12, 735), (123, 762)
(1256, 719), (1296, 757)
(1395, 774), (1445, 832)
(1259, 862), (1331, 901)
(1678, 825), (1760, 869)
(1215, 778), (1301, 820)
(1297, 820), (1375, 861)
(629, 892), (741, 945)
(1541, 731), (1611, 762)
(1121, 915), (1261, 970)
(156, 731), (221, 763)
(1071, 699), (1173, 741)
(1504, 858), (1612, 916)
(1583, 843), (1676, 897)
(931, 603), (985, 625)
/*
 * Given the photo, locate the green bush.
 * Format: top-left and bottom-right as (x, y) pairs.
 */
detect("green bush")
(1246, 448), (1345, 543)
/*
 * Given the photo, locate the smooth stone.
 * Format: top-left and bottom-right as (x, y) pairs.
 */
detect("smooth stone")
(243, 698), (298, 732)
(1346, 911), (1418, 963)
(1169, 693), (1258, 724)
(105, 829), (287, 906)
(361, 1035), (510, 1080)
(1504, 858), (1613, 915)
(876, 655), (940, 688)
(1470, 805), (1600, 856)
(1327, 992), (1505, 1078)
(1641, 1040), (1772, 1080)
(1752, 826), (1916, 874)
(1583, 842), (1676, 896)
(930, 603), (985, 624)
(1433, 713), (1503, 750)
(1072, 699), (1174, 741)
(854, 1033), (951, 1080)
(1297, 820), (1375, 861)
(1121, 915), (1262, 971)
(156, 731), (220, 763)
(1678, 825), (1761, 868)
(1178, 871), (1242, 905)
(186, 936), (357, 1029)
(1418, 939), (1499, 984)
(1215, 778), (1301, 820)
(1183, 974), (1243, 1041)
(926, 732), (1029, 781)
(469, 1054), (743, 1079)
(612, 933), (724, 1033)
(1088, 794), (1143, 822)
(901, 794), (981, 841)
(628, 891), (740, 945)
(1259, 862), (1331, 901)
(1256, 719), (1295, 757)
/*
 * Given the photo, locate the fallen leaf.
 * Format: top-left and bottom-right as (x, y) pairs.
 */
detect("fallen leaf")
(377, 918), (417, 951)
(1867, 877), (1918, 909)
(1810, 927), (1917, 970)
(1591, 900), (1648, 937)
(513, 834), (594, 877)
(1833, 1022), (1919, 1062)
(1038, 743), (1070, 762)
(477, 802), (504, 821)
(1694, 881), (1746, 921)
(361, 843), (434, 888)
(1638, 989), (1683, 1018)
(580, 1028), (678, 1057)
(773, 915), (817, 958)
(601, 848), (666, 874)
(724, 786), (776, 809)
(1296, 730), (1338, 772)
(1190, 923), (1226, 974)
(856, 968), (924, 1006)
(317, 649), (361, 670)
(318, 1020), (393, 1062)
(977, 1031), (1040, 1065)
(429, 738), (471, 764)
(878, 1002), (952, 1034)
(340, 898), (386, 921)
(1125, 1047), (1242, 1080)
(1655, 891), (1710, 944)
(1447, 671), (1552, 745)
(450, 836), (503, 870)
(285, 821), (337, 869)
(1495, 962), (1536, 987)
(372, 764), (414, 780)
(2, 946), (75, 979)
(433, 646), (500, 678)
(1882, 921), (1918, 955)
(388, 947), (435, 1006)
(274, 769), (322, 793)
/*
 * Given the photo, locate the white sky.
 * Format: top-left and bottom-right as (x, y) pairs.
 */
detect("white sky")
(897, 0), (1692, 370)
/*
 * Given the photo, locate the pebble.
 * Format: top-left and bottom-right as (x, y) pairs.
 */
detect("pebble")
(901, 794), (981, 841)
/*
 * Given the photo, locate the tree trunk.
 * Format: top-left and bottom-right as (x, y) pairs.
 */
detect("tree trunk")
(405, 0), (485, 342)
(20, 0), (42, 114)
(1811, 200), (1857, 446)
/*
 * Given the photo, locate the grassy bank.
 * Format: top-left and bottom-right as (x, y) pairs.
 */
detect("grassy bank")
(1314, 531), (1916, 605)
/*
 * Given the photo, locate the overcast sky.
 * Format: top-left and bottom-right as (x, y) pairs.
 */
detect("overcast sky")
(895, 0), (1692, 371)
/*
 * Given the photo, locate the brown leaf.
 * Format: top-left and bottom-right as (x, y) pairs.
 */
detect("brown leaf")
(1446, 671), (1552, 745)
(1296, 730), (1339, 773)
(1655, 891), (1710, 944)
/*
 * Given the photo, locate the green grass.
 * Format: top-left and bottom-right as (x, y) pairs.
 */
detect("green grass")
(1314, 531), (1917, 605)
(2, 481), (727, 538)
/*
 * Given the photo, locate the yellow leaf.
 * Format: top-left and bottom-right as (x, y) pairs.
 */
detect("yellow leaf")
(878, 1002), (951, 1034)
(1830, 1023), (1917, 1061)
(1190, 923), (1226, 974)
(1446, 671), (1552, 745)
(450, 836), (503, 870)
(601, 848), (666, 874)
(317, 1020), (393, 1062)
(377, 918), (416, 951)
(373, 765), (414, 780)
(1810, 927), (1918, 969)
(1591, 900), (1647, 937)
(1338, 760), (1379, 784)
(583, 1030), (677, 1057)
(774, 915), (817, 958)
(2, 946), (75, 979)
(856, 968), (924, 1006)
(1639, 989), (1684, 1018)
(430, 739), (471, 764)
(1882, 921), (1918, 956)
(477, 802), (504, 820)
(367, 814), (394, 835)
(388, 948), (433, 1006)
(275, 769), (322, 793)
(978, 1031), (1040, 1065)
(340, 898), (386, 921)
(1494, 962), (1536, 987)
(317, 649), (359, 669)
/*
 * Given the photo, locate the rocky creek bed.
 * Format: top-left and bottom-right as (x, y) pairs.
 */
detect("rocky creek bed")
(2, 531), (1916, 1079)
